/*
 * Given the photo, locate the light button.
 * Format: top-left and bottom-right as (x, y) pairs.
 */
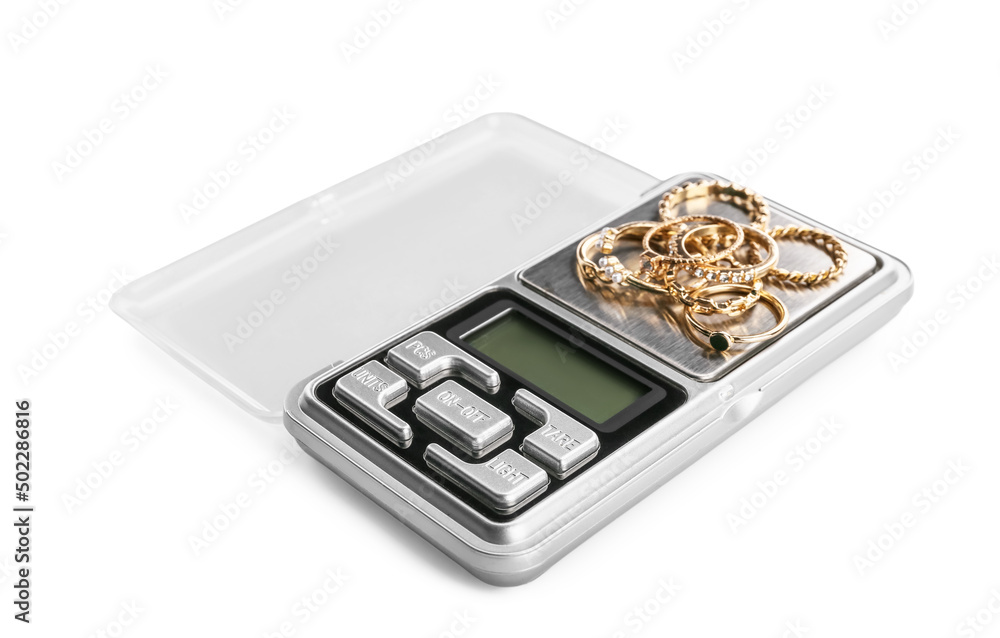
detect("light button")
(424, 444), (548, 513)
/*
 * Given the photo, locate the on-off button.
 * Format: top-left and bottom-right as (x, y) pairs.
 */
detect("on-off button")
(413, 380), (513, 456)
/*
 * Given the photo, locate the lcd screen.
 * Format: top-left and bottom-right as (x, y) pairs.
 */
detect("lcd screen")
(464, 311), (648, 424)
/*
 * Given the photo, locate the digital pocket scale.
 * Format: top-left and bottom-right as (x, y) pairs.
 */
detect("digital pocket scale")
(283, 171), (912, 586)
(111, 114), (911, 587)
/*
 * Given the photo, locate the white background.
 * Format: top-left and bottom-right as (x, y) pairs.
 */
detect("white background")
(3, 0), (999, 636)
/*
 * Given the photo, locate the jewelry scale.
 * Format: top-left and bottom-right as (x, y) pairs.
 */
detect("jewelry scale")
(112, 113), (912, 585)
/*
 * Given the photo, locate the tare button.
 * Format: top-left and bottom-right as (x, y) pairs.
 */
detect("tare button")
(514, 389), (600, 477)
(414, 381), (513, 456)
(333, 361), (412, 446)
(424, 444), (548, 514)
(386, 332), (500, 392)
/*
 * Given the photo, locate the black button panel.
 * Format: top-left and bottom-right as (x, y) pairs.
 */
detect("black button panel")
(313, 289), (686, 521)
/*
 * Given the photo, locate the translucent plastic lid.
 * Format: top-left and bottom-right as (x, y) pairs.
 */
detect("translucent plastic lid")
(112, 114), (659, 421)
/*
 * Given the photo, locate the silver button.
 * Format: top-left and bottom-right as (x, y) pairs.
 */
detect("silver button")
(386, 331), (500, 392)
(414, 381), (513, 456)
(333, 361), (411, 446)
(514, 390), (600, 477)
(424, 444), (548, 514)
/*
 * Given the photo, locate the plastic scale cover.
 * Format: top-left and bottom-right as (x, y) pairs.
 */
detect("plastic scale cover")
(112, 113), (660, 421)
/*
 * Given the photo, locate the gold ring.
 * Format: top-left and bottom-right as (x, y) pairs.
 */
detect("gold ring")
(577, 219), (764, 314)
(576, 221), (663, 286)
(677, 222), (779, 284)
(576, 222), (754, 311)
(767, 225), (848, 286)
(659, 179), (770, 230)
(641, 215), (745, 269)
(660, 262), (764, 314)
(685, 284), (788, 351)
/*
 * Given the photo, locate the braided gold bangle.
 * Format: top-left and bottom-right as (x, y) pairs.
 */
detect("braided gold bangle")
(659, 179), (770, 230)
(766, 225), (848, 286)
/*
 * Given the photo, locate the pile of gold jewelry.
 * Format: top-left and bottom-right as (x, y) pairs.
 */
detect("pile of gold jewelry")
(576, 180), (848, 352)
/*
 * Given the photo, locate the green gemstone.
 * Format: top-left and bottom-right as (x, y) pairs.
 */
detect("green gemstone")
(709, 332), (732, 351)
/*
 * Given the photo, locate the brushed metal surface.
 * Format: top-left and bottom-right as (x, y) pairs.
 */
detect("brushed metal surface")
(520, 184), (880, 381)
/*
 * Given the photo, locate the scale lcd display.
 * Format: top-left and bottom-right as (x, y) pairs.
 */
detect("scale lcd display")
(464, 311), (647, 424)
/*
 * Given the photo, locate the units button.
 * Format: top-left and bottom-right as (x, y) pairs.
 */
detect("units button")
(414, 380), (513, 456)
(514, 389), (600, 477)
(424, 444), (548, 514)
(333, 361), (412, 446)
(386, 331), (500, 392)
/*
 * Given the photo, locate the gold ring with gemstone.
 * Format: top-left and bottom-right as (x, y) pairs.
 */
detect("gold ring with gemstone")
(684, 284), (789, 351)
